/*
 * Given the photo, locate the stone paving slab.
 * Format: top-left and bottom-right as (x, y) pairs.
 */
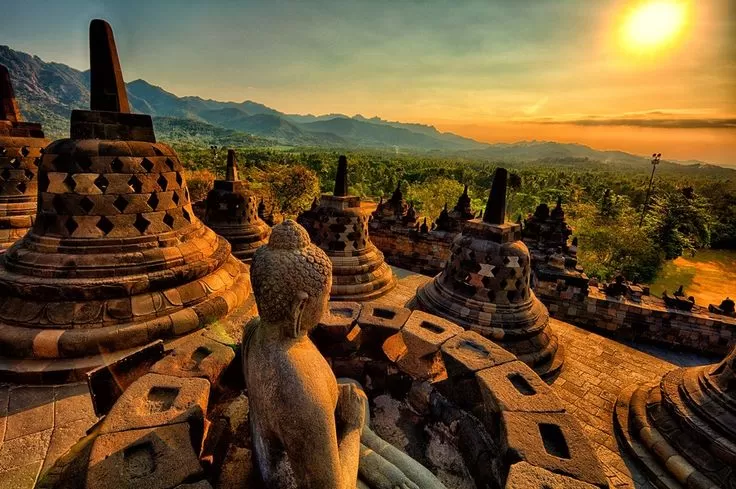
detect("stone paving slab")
(0, 383), (98, 489)
(548, 318), (713, 489)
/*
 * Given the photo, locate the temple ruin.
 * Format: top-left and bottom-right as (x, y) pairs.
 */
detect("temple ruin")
(0, 20), (252, 383)
(298, 155), (396, 301)
(0, 65), (48, 251)
(416, 168), (565, 379)
(204, 149), (270, 262)
(0, 15), (734, 489)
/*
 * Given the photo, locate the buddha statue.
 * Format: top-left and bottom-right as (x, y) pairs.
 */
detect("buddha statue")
(243, 220), (446, 489)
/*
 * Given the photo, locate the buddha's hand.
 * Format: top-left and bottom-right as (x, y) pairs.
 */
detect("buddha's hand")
(336, 382), (368, 431)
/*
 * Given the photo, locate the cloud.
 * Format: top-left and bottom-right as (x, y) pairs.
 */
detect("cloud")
(522, 96), (549, 115)
(534, 117), (736, 129)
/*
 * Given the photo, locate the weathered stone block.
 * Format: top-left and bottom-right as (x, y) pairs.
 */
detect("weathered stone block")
(500, 411), (608, 488)
(505, 461), (598, 488)
(87, 423), (203, 489)
(357, 303), (411, 347)
(358, 303), (411, 333)
(318, 301), (362, 337)
(476, 360), (564, 414)
(401, 310), (463, 358)
(100, 373), (210, 449)
(441, 330), (516, 378)
(87, 340), (165, 417)
(151, 334), (234, 385)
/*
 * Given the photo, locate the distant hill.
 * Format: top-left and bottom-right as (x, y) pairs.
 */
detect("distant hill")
(1, 44), (731, 170)
(0, 44), (483, 150)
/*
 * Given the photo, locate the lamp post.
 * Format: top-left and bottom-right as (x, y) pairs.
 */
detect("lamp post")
(639, 152), (661, 227)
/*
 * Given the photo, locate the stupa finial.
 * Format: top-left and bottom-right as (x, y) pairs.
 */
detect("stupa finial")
(334, 155), (348, 196)
(483, 168), (508, 225)
(226, 149), (240, 181)
(89, 19), (130, 113)
(0, 65), (22, 123)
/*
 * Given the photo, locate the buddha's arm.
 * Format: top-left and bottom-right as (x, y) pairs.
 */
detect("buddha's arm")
(280, 396), (351, 489)
(335, 382), (366, 487)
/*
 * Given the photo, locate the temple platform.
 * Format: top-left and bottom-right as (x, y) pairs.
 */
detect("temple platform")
(0, 269), (716, 489)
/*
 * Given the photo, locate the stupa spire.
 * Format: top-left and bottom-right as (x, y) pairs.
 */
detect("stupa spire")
(334, 155), (348, 196)
(89, 19), (130, 113)
(226, 149), (240, 181)
(483, 168), (507, 225)
(0, 65), (22, 123)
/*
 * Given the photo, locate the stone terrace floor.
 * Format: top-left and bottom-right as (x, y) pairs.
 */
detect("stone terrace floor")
(380, 270), (717, 489)
(549, 318), (714, 489)
(0, 269), (717, 489)
(0, 383), (97, 489)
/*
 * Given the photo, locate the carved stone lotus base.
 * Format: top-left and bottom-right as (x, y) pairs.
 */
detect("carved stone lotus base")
(614, 347), (736, 489)
(329, 245), (397, 301)
(416, 279), (564, 380)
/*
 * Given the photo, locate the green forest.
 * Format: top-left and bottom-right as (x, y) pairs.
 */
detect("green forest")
(174, 143), (736, 284)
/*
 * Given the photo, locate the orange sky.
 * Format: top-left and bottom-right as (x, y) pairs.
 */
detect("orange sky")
(433, 122), (736, 165)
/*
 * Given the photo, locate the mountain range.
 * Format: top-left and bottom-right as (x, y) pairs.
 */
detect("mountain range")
(1, 44), (729, 171)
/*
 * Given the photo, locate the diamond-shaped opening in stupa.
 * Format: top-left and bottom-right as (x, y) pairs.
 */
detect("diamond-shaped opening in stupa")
(163, 212), (175, 228)
(96, 216), (114, 235)
(80, 196), (95, 214)
(94, 174), (110, 193)
(133, 214), (150, 234)
(113, 195), (129, 213)
(147, 193), (159, 210)
(128, 175), (143, 193)
(140, 158), (154, 172)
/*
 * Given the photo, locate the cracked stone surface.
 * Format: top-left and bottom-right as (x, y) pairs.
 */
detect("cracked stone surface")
(0, 383), (98, 489)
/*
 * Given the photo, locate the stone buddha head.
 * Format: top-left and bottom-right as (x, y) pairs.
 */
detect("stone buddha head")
(250, 219), (332, 338)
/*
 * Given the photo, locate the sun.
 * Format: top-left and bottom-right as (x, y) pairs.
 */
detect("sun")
(621, 1), (689, 52)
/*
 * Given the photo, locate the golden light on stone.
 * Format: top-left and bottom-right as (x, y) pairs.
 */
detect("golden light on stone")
(620, 0), (689, 52)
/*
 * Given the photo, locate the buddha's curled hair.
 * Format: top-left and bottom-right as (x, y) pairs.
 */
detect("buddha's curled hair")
(250, 220), (332, 323)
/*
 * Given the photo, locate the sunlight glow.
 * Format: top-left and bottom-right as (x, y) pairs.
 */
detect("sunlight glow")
(621, 1), (688, 52)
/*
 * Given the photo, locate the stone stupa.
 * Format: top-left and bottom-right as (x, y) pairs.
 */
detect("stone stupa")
(0, 20), (252, 383)
(204, 149), (270, 262)
(416, 168), (564, 379)
(298, 155), (396, 301)
(0, 65), (48, 251)
(615, 345), (736, 488)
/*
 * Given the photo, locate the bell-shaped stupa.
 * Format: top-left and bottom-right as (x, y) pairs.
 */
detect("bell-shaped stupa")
(0, 65), (48, 251)
(616, 345), (736, 488)
(297, 155), (396, 301)
(204, 149), (270, 262)
(416, 168), (564, 379)
(0, 20), (252, 383)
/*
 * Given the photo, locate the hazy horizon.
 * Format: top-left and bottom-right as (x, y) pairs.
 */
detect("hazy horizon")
(4, 0), (735, 165)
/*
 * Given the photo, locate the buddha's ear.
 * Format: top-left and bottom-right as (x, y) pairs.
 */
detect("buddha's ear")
(290, 291), (309, 338)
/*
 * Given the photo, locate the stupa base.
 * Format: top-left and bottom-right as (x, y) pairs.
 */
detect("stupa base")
(416, 280), (565, 382)
(614, 365), (736, 489)
(0, 346), (150, 384)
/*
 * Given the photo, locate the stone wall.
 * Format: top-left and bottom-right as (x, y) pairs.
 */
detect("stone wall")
(370, 225), (454, 277)
(536, 281), (736, 355)
(370, 225), (736, 356)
